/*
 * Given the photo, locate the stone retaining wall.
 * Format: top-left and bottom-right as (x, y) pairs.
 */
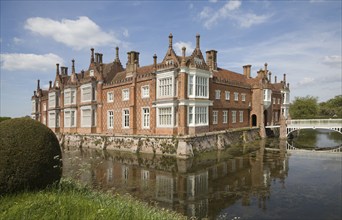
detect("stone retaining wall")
(57, 127), (260, 158)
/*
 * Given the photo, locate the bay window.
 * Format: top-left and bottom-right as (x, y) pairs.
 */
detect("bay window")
(188, 106), (208, 126)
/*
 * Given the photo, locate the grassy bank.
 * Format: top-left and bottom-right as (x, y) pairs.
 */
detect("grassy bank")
(0, 179), (185, 220)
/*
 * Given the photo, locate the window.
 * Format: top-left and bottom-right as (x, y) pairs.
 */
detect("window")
(195, 76), (208, 97)
(107, 92), (114, 103)
(64, 109), (76, 127)
(188, 75), (194, 96)
(213, 111), (218, 124)
(64, 89), (76, 105)
(81, 86), (91, 102)
(225, 91), (230, 100)
(215, 90), (221, 100)
(234, 92), (239, 101)
(142, 108), (150, 128)
(241, 93), (246, 102)
(32, 100), (36, 113)
(158, 107), (172, 127)
(232, 111), (237, 123)
(122, 88), (129, 101)
(263, 89), (272, 102)
(90, 70), (94, 77)
(43, 103), (46, 111)
(43, 116), (46, 125)
(158, 77), (173, 97)
(141, 85), (149, 98)
(188, 106), (208, 126)
(277, 98), (280, 105)
(81, 109), (91, 127)
(223, 111), (228, 124)
(273, 98), (276, 104)
(239, 110), (244, 123)
(49, 93), (56, 109)
(275, 111), (279, 122)
(123, 109), (130, 128)
(48, 112), (55, 128)
(107, 111), (114, 128)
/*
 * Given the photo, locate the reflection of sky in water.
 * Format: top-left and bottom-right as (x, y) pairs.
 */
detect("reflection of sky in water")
(292, 129), (342, 148)
(315, 129), (342, 148)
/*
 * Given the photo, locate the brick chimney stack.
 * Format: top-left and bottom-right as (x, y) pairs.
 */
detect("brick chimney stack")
(169, 33), (173, 48)
(126, 51), (140, 74)
(196, 33), (200, 49)
(153, 54), (157, 68)
(206, 50), (218, 71)
(56, 63), (60, 75)
(37, 79), (40, 91)
(72, 59), (75, 73)
(49, 81), (52, 89)
(181, 47), (186, 66)
(243, 64), (251, 78)
(269, 72), (272, 82)
(275, 76), (277, 83)
(95, 53), (99, 63)
(90, 48), (95, 63)
(115, 47), (120, 62)
(283, 73), (286, 84)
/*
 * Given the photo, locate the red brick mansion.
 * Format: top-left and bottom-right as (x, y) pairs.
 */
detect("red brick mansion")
(31, 34), (290, 136)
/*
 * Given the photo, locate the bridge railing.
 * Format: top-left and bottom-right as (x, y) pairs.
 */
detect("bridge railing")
(287, 119), (342, 128)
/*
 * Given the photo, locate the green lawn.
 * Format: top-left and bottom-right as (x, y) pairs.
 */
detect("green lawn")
(0, 179), (185, 220)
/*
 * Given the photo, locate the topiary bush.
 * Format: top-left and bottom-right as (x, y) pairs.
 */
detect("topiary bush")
(0, 117), (62, 194)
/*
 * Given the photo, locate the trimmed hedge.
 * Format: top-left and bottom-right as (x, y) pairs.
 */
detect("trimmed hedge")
(0, 118), (62, 194)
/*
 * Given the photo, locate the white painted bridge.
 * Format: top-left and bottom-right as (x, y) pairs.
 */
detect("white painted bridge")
(286, 119), (342, 136)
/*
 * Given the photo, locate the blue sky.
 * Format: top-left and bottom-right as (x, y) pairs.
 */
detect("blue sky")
(1, 0), (341, 117)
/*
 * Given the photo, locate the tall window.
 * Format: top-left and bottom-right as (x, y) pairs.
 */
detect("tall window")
(232, 111), (237, 123)
(188, 75), (194, 96)
(107, 92), (114, 103)
(64, 89), (76, 105)
(123, 109), (130, 128)
(122, 88), (129, 101)
(158, 77), (173, 97)
(81, 86), (91, 102)
(241, 93), (246, 102)
(225, 91), (230, 100)
(195, 76), (208, 97)
(48, 112), (55, 128)
(234, 92), (239, 101)
(213, 111), (218, 124)
(188, 106), (208, 126)
(273, 98), (276, 104)
(239, 110), (244, 123)
(215, 90), (221, 100)
(223, 111), (228, 124)
(64, 109), (76, 127)
(141, 85), (149, 98)
(81, 109), (91, 127)
(263, 89), (272, 102)
(158, 107), (172, 126)
(49, 93), (56, 109)
(32, 100), (36, 113)
(275, 111), (279, 122)
(142, 108), (150, 128)
(107, 111), (114, 128)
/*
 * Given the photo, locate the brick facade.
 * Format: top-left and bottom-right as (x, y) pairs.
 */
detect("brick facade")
(31, 34), (290, 136)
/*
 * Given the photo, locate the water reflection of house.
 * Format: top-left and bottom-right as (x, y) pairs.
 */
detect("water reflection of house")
(71, 146), (288, 219)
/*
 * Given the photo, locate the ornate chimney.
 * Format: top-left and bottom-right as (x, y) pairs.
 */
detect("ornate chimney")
(90, 48), (95, 63)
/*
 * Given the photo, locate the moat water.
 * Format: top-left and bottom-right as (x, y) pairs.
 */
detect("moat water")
(63, 129), (342, 220)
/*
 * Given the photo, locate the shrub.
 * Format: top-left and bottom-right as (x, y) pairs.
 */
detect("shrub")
(0, 117), (62, 194)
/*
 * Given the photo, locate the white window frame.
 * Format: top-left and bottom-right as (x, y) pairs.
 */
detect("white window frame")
(141, 85), (150, 99)
(239, 110), (244, 123)
(32, 100), (36, 113)
(223, 110), (228, 124)
(188, 74), (209, 99)
(157, 106), (173, 127)
(64, 108), (77, 128)
(273, 98), (276, 104)
(263, 89), (272, 102)
(48, 111), (56, 128)
(64, 88), (77, 105)
(213, 110), (218, 124)
(241, 93), (246, 102)
(122, 109), (130, 128)
(215, 90), (221, 100)
(107, 110), (114, 129)
(81, 84), (92, 103)
(80, 106), (95, 128)
(157, 76), (173, 98)
(142, 107), (150, 129)
(122, 88), (129, 101)
(48, 92), (56, 109)
(225, 91), (230, 101)
(187, 103), (209, 127)
(234, 92), (239, 101)
(232, 111), (237, 123)
(107, 92), (114, 103)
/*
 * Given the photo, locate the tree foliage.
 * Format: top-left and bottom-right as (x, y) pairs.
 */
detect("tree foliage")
(289, 96), (318, 119)
(0, 117), (62, 194)
(319, 95), (342, 118)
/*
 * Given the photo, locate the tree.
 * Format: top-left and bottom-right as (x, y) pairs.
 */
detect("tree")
(289, 96), (318, 119)
(319, 95), (342, 118)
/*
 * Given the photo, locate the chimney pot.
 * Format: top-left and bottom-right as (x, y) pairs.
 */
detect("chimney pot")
(153, 54), (157, 67)
(56, 63), (60, 75)
(72, 59), (75, 73)
(49, 81), (52, 89)
(283, 73), (287, 83)
(37, 79), (40, 90)
(90, 48), (94, 63)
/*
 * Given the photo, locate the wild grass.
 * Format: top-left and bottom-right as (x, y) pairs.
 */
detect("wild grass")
(0, 178), (185, 220)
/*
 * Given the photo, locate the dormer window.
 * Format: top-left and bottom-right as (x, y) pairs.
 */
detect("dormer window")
(166, 60), (173, 65)
(90, 70), (94, 77)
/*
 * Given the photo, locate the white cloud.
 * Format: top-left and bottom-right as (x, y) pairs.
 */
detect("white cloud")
(173, 41), (194, 56)
(123, 28), (129, 37)
(24, 16), (122, 50)
(322, 55), (342, 68)
(13, 37), (24, 44)
(0, 53), (64, 72)
(199, 0), (272, 29)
